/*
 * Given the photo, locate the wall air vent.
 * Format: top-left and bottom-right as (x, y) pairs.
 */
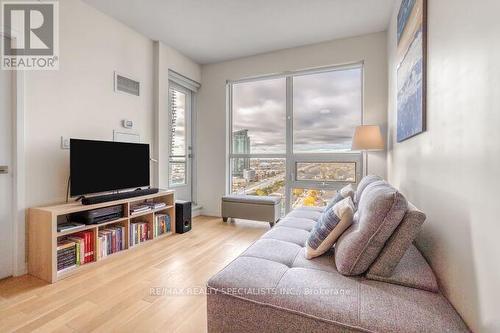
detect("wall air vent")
(114, 72), (140, 96)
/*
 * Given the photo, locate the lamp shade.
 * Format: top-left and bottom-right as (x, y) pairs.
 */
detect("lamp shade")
(351, 125), (384, 151)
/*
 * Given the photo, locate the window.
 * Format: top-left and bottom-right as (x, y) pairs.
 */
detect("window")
(292, 188), (337, 209)
(231, 158), (285, 196)
(229, 64), (363, 213)
(296, 162), (357, 182)
(232, 78), (286, 154)
(169, 88), (187, 186)
(293, 68), (362, 153)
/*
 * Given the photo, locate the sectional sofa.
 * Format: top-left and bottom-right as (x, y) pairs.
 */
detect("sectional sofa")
(207, 177), (469, 332)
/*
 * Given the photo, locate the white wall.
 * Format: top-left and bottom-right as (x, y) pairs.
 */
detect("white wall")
(387, 1), (500, 332)
(16, 0), (200, 276)
(197, 32), (388, 216)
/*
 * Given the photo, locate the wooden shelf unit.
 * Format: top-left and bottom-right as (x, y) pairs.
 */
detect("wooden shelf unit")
(28, 190), (175, 283)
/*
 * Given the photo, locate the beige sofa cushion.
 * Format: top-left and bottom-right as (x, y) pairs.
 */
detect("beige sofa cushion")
(354, 175), (383, 204)
(366, 244), (439, 293)
(368, 202), (426, 277)
(335, 181), (408, 276)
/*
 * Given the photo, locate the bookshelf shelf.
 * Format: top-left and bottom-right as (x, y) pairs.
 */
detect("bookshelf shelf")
(56, 217), (130, 237)
(56, 224), (95, 237)
(129, 205), (174, 218)
(28, 190), (175, 283)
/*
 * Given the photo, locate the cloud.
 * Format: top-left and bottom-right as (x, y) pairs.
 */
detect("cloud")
(232, 68), (362, 153)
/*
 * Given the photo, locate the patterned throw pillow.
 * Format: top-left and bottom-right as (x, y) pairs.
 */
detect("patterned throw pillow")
(306, 197), (355, 259)
(324, 184), (355, 212)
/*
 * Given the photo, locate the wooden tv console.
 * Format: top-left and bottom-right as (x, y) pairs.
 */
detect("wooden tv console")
(28, 190), (175, 283)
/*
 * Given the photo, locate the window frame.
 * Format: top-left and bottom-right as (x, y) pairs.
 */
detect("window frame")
(227, 62), (364, 212)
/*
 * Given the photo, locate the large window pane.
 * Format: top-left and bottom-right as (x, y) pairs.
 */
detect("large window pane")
(296, 162), (356, 182)
(231, 158), (285, 196)
(292, 188), (337, 208)
(231, 158), (286, 215)
(170, 90), (186, 156)
(232, 78), (286, 154)
(169, 157), (186, 185)
(293, 68), (362, 153)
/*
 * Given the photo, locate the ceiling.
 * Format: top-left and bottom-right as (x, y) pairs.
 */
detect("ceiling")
(83, 0), (396, 65)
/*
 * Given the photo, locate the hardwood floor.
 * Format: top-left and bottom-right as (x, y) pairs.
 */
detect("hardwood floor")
(0, 216), (269, 333)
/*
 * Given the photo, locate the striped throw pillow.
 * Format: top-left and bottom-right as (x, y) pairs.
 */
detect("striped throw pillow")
(306, 197), (355, 259)
(324, 184), (355, 212)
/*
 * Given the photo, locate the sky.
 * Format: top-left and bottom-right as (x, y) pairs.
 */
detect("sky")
(170, 90), (186, 157)
(232, 68), (362, 154)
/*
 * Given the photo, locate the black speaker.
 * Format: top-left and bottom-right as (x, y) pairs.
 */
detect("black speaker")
(175, 200), (192, 234)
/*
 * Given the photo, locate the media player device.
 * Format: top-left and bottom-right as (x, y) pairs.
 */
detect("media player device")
(72, 205), (124, 225)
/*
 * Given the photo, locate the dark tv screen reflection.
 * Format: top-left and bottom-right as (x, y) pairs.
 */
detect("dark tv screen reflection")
(70, 139), (150, 197)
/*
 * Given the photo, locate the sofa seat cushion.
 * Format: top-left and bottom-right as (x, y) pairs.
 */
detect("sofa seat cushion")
(359, 280), (468, 333)
(277, 217), (316, 232)
(242, 239), (302, 267)
(366, 245), (439, 293)
(286, 209), (323, 222)
(261, 226), (310, 247)
(292, 248), (338, 273)
(292, 206), (325, 213)
(208, 243), (468, 333)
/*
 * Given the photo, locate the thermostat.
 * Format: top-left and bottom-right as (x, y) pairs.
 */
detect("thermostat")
(122, 120), (134, 129)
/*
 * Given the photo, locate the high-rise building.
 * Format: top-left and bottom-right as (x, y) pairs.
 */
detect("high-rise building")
(232, 129), (250, 176)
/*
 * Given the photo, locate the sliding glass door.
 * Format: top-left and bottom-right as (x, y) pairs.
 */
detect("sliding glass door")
(169, 82), (192, 201)
(228, 64), (363, 213)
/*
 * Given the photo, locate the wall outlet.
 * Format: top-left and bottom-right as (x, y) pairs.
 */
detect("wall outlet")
(61, 136), (70, 149)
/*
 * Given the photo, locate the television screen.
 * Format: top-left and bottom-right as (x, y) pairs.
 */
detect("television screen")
(70, 139), (150, 196)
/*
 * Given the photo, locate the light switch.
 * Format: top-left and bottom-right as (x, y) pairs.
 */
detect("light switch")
(61, 136), (70, 149)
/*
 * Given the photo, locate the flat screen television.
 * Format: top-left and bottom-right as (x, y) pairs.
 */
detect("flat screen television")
(70, 139), (150, 197)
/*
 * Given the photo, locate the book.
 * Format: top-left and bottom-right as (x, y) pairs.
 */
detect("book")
(97, 225), (126, 258)
(145, 202), (167, 210)
(130, 221), (149, 246)
(57, 222), (84, 233)
(57, 240), (77, 271)
(73, 230), (94, 263)
(130, 204), (152, 215)
(67, 236), (84, 265)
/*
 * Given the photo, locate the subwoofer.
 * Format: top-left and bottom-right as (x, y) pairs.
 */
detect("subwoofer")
(175, 200), (192, 234)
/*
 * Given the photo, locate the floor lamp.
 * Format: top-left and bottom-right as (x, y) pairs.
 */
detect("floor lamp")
(351, 125), (384, 176)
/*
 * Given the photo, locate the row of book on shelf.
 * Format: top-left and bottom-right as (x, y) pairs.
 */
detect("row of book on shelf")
(129, 213), (171, 246)
(57, 213), (172, 273)
(57, 230), (94, 273)
(130, 201), (167, 215)
(97, 226), (125, 259)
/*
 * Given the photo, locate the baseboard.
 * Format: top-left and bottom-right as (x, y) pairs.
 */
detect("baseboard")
(192, 205), (203, 217)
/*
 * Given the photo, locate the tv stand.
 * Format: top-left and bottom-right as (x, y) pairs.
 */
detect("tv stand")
(28, 190), (174, 283)
(81, 188), (159, 205)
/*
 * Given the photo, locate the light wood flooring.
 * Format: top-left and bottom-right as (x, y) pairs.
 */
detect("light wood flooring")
(0, 216), (269, 333)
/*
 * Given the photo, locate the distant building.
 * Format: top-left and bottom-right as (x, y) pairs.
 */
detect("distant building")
(243, 169), (256, 182)
(232, 129), (250, 176)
